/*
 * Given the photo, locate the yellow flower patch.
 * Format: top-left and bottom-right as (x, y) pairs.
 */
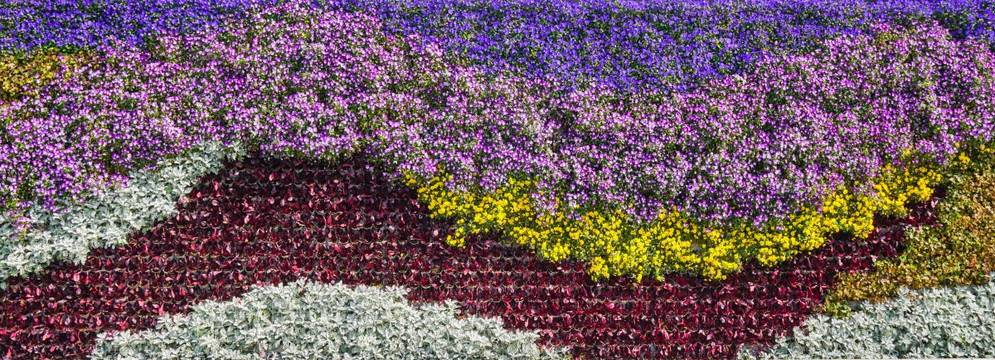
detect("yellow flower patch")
(408, 158), (941, 281)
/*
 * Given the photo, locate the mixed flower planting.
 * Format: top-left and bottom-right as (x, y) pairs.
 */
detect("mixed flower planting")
(2, 0), (995, 358)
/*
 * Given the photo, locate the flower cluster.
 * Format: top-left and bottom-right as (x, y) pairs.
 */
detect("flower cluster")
(379, 22), (980, 278)
(382, 21), (994, 227)
(1, 4), (437, 212)
(318, 0), (995, 93)
(0, 155), (939, 359)
(412, 161), (939, 280)
(5, 1), (995, 94)
(0, 0), (281, 53)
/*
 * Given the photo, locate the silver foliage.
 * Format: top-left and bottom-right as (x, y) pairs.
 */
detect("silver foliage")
(90, 281), (568, 360)
(0, 141), (246, 284)
(739, 273), (995, 359)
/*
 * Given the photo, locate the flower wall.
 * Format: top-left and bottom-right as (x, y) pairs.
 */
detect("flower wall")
(2, 0), (995, 358)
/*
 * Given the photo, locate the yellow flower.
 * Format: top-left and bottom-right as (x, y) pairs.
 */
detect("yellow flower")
(409, 154), (941, 281)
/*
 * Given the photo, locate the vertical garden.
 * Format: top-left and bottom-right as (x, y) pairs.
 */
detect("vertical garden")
(2, 0), (995, 358)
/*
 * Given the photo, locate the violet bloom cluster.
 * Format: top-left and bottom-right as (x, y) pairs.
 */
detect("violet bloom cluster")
(371, 21), (995, 227)
(0, 0), (280, 53)
(4, 0), (993, 94)
(0, 4), (443, 211)
(320, 0), (995, 93)
(3, 2), (995, 231)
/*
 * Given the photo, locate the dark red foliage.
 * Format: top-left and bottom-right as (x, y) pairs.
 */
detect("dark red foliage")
(0, 155), (940, 359)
